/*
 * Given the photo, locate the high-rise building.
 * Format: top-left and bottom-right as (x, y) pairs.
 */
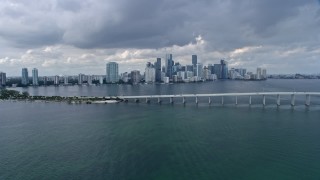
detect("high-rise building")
(21, 68), (29, 86)
(262, 69), (267, 79)
(64, 76), (69, 85)
(145, 63), (156, 83)
(131, 70), (140, 84)
(256, 68), (262, 80)
(0, 72), (6, 86)
(78, 74), (84, 85)
(43, 76), (48, 86)
(195, 63), (203, 78)
(165, 54), (174, 79)
(106, 62), (119, 83)
(155, 58), (162, 82)
(32, 68), (39, 86)
(213, 64), (221, 78)
(220, 60), (228, 79)
(87, 75), (93, 85)
(192, 55), (197, 66)
(54, 75), (60, 85)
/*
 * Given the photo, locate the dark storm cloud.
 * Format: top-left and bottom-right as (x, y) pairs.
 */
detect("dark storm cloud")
(0, 0), (318, 49)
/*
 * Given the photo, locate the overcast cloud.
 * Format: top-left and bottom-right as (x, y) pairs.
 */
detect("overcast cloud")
(0, 0), (320, 76)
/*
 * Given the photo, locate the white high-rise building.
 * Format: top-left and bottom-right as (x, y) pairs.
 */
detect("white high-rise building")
(78, 74), (85, 85)
(32, 68), (39, 86)
(262, 69), (267, 79)
(106, 62), (119, 83)
(64, 76), (69, 85)
(87, 75), (93, 85)
(145, 66), (155, 83)
(256, 68), (262, 80)
(195, 63), (203, 78)
(54, 75), (60, 85)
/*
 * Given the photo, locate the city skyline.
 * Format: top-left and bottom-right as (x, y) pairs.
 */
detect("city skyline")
(0, 1), (320, 76)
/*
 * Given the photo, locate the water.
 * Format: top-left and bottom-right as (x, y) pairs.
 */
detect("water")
(1, 79), (320, 180)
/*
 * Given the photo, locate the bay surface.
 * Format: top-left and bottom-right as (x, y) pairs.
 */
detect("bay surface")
(1, 79), (320, 180)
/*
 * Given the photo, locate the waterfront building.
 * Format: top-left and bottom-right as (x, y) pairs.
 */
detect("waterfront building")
(32, 68), (39, 86)
(165, 54), (174, 79)
(163, 77), (169, 83)
(256, 68), (262, 80)
(78, 74), (85, 85)
(208, 64), (214, 75)
(0, 72), (6, 86)
(186, 71), (194, 79)
(221, 60), (228, 79)
(120, 72), (130, 83)
(87, 75), (93, 85)
(21, 68), (29, 86)
(145, 64), (156, 83)
(185, 65), (193, 72)
(131, 70), (141, 84)
(154, 58), (162, 82)
(177, 71), (186, 80)
(43, 76), (48, 86)
(106, 62), (119, 83)
(213, 64), (221, 79)
(64, 76), (69, 85)
(54, 75), (60, 85)
(161, 72), (166, 82)
(203, 66), (211, 80)
(99, 76), (104, 84)
(195, 63), (203, 78)
(262, 69), (267, 79)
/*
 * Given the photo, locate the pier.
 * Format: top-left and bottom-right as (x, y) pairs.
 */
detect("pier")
(117, 92), (320, 106)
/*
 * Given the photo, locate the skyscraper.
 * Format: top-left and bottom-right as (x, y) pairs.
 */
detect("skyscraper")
(256, 68), (262, 80)
(78, 74), (84, 85)
(192, 55), (197, 66)
(32, 68), (39, 86)
(21, 68), (29, 86)
(0, 72), (6, 86)
(220, 60), (228, 79)
(106, 62), (119, 83)
(155, 58), (162, 82)
(131, 70), (141, 84)
(192, 55), (198, 76)
(195, 63), (203, 78)
(54, 75), (60, 85)
(145, 63), (156, 83)
(165, 54), (174, 79)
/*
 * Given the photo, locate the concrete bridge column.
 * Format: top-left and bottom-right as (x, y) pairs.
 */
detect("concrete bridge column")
(146, 98), (150, 103)
(195, 97), (198, 104)
(235, 96), (238, 105)
(182, 97), (186, 104)
(170, 97), (173, 104)
(249, 96), (252, 105)
(291, 94), (295, 106)
(221, 96), (224, 105)
(305, 94), (310, 106)
(262, 95), (266, 106)
(277, 94), (280, 106)
(208, 97), (211, 105)
(158, 97), (161, 104)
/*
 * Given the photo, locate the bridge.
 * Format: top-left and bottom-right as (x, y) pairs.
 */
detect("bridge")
(117, 92), (320, 106)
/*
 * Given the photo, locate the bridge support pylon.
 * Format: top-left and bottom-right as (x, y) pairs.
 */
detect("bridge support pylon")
(277, 94), (280, 106)
(305, 94), (310, 106)
(291, 94), (295, 106)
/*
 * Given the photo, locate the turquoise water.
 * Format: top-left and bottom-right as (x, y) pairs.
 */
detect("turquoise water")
(1, 80), (320, 179)
(1, 102), (320, 180)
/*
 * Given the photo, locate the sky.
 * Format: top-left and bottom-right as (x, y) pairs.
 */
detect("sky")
(0, 0), (320, 76)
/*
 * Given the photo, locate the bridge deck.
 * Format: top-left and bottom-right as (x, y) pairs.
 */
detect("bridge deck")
(117, 92), (320, 99)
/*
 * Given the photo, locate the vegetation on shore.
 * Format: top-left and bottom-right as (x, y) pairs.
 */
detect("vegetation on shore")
(0, 89), (122, 103)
